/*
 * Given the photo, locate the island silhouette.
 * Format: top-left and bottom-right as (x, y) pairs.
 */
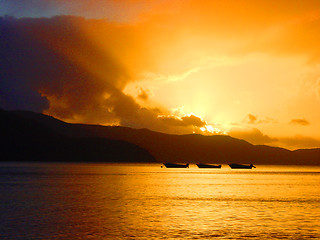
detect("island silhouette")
(1, 109), (319, 165)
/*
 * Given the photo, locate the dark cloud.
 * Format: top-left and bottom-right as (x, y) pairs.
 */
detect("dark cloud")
(289, 118), (310, 126)
(137, 88), (149, 101)
(0, 15), (205, 133)
(0, 16), (129, 124)
(0, 16), (50, 112)
(0, 16), (128, 124)
(181, 114), (206, 127)
(158, 114), (206, 127)
(0, 0), (161, 22)
(0, 72), (49, 112)
(107, 89), (161, 130)
(0, 1), (58, 18)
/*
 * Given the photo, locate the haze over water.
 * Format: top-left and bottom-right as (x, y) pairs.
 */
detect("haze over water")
(1, 163), (320, 239)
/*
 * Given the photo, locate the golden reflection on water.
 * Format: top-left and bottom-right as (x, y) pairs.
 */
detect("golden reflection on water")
(0, 163), (320, 239)
(95, 164), (320, 239)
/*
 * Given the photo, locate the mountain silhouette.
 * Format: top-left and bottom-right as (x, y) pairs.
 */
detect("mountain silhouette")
(0, 109), (156, 163)
(1, 109), (319, 165)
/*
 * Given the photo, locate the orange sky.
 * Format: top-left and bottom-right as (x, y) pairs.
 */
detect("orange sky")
(1, 0), (320, 149)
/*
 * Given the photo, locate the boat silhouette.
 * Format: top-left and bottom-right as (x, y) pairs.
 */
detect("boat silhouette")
(163, 163), (189, 168)
(196, 163), (221, 168)
(229, 163), (256, 169)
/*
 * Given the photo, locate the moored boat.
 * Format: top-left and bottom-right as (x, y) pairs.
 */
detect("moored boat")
(229, 163), (256, 169)
(196, 163), (221, 168)
(163, 163), (189, 168)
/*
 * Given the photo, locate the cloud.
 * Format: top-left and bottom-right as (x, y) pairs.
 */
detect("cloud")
(0, 73), (49, 112)
(0, 1), (58, 18)
(3, 1), (320, 63)
(0, 16), (131, 124)
(0, 15), (207, 133)
(228, 127), (320, 150)
(229, 128), (277, 145)
(278, 135), (320, 149)
(180, 114), (206, 127)
(158, 114), (206, 128)
(244, 114), (277, 124)
(0, 16), (141, 125)
(289, 118), (310, 126)
(137, 88), (149, 101)
(0, 0), (164, 21)
(247, 114), (257, 124)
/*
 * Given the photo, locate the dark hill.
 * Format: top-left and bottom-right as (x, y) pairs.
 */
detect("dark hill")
(0, 109), (156, 163)
(2, 109), (320, 165)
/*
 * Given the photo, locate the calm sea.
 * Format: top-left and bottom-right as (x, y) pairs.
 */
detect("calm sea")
(0, 163), (319, 239)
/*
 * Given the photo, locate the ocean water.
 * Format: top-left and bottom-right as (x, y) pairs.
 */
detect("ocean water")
(0, 163), (319, 240)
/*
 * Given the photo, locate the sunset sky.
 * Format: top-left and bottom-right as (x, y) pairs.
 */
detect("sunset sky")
(1, 0), (320, 149)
